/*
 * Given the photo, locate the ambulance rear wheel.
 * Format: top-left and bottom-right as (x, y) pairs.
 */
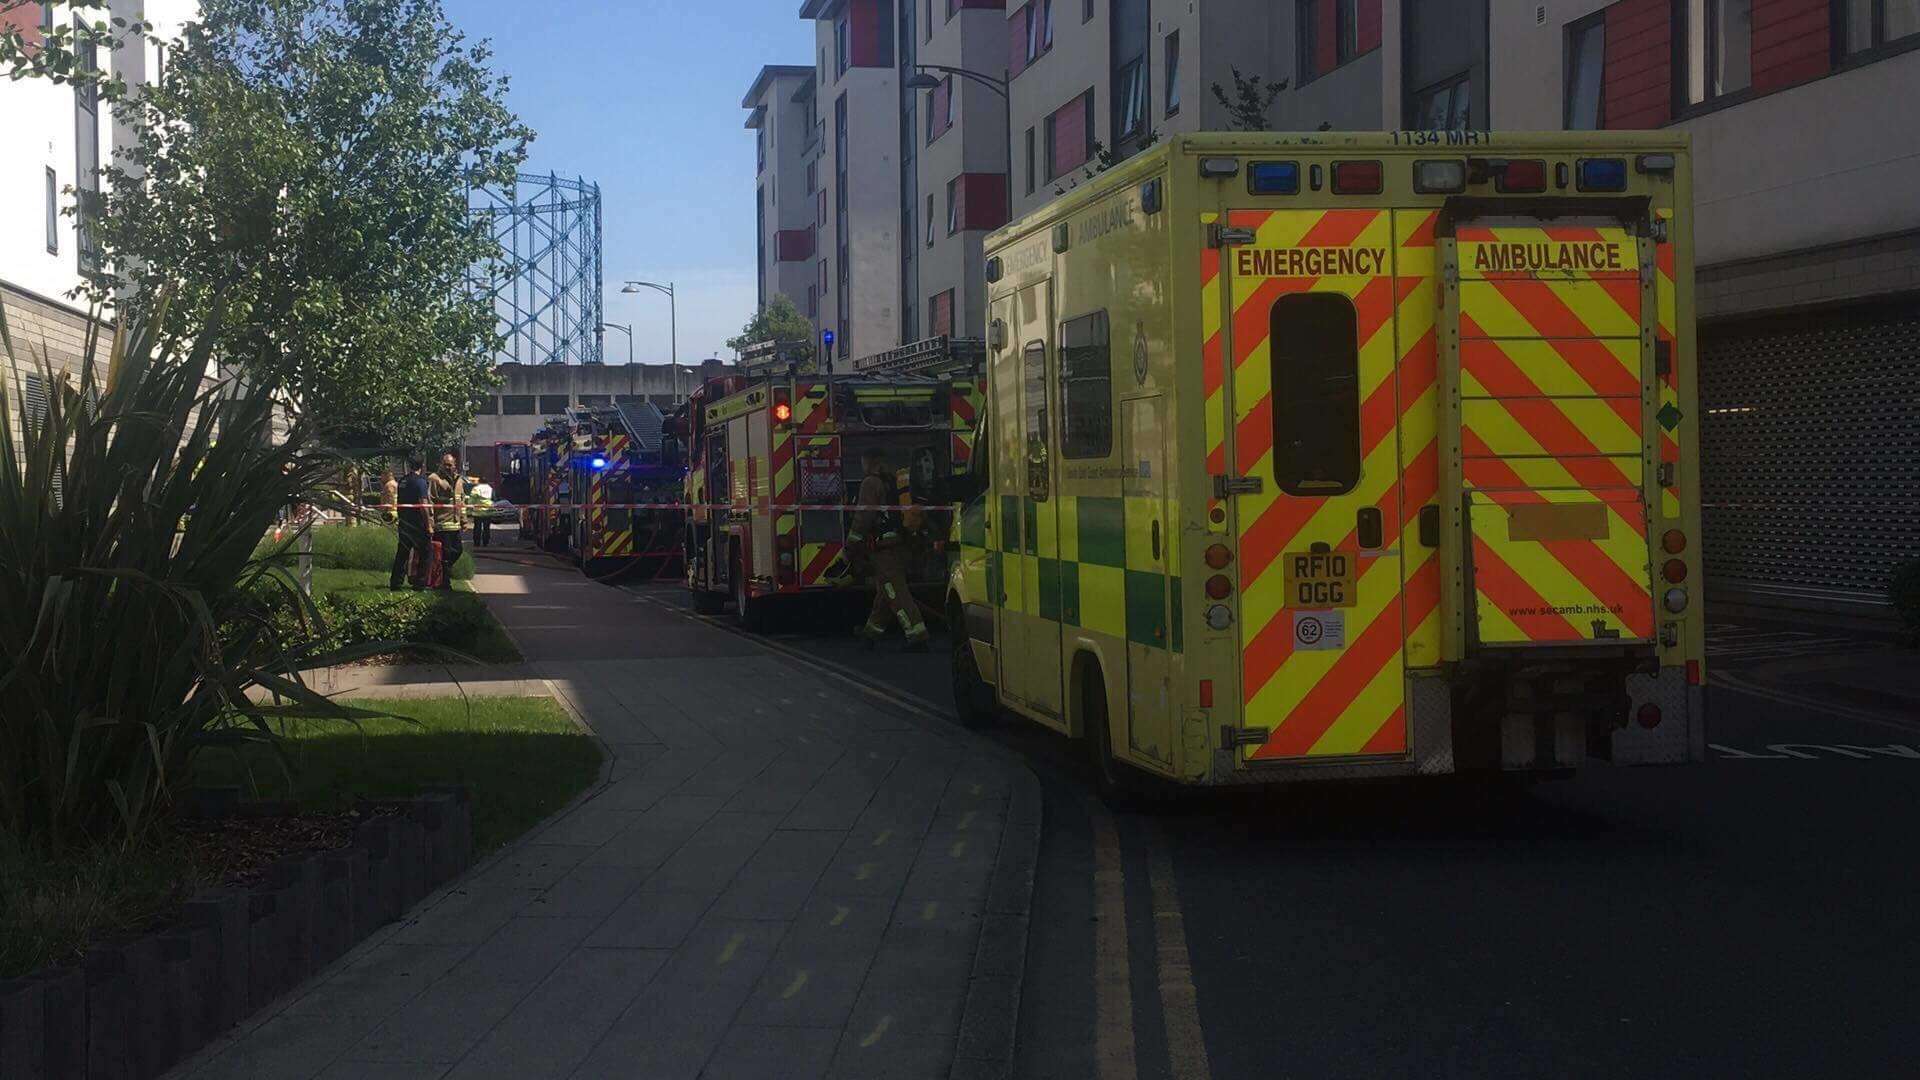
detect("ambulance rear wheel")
(1082, 663), (1142, 806)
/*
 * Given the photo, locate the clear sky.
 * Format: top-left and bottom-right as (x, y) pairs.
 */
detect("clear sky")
(441, 0), (816, 367)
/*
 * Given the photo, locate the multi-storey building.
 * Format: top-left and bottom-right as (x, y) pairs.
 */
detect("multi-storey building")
(743, 65), (820, 322)
(1, 1), (193, 390)
(1492, 1), (1919, 621)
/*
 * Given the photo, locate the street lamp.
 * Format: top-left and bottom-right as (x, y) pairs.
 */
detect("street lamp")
(904, 64), (1013, 236)
(599, 322), (634, 396)
(621, 280), (679, 402)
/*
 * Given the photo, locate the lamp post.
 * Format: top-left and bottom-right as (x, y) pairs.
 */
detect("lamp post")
(621, 280), (679, 402)
(599, 322), (634, 396)
(904, 64), (1013, 235)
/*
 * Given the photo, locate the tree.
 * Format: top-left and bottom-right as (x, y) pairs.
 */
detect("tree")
(4, 0), (533, 453)
(1210, 66), (1289, 131)
(727, 294), (816, 357)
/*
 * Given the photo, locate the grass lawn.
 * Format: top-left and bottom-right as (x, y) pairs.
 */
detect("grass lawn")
(304, 567), (522, 664)
(193, 695), (602, 852)
(2, 695), (600, 978)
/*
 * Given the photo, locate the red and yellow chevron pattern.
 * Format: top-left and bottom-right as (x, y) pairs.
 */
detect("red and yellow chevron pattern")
(949, 382), (982, 471)
(1455, 223), (1654, 644)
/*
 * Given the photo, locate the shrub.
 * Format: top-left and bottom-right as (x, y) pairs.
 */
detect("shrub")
(259, 522), (474, 580)
(308, 585), (496, 655)
(1891, 559), (1920, 644)
(1, 294), (391, 856)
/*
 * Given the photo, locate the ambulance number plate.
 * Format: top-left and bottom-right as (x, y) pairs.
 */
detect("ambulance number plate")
(1282, 551), (1356, 608)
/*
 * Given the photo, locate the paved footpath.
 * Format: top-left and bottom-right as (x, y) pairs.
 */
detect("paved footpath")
(172, 554), (1040, 1080)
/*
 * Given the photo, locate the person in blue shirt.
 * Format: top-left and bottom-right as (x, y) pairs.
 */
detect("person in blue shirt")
(389, 458), (434, 590)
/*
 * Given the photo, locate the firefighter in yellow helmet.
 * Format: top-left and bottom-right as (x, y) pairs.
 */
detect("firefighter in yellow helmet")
(847, 447), (928, 651)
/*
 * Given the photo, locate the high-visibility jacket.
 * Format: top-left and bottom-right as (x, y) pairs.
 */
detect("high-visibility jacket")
(428, 471), (466, 533)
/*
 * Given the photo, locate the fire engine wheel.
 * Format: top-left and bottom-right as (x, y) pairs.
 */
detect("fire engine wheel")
(691, 587), (726, 616)
(950, 618), (996, 730)
(733, 555), (768, 633)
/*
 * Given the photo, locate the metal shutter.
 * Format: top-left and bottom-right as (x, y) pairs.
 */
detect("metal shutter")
(1699, 297), (1920, 612)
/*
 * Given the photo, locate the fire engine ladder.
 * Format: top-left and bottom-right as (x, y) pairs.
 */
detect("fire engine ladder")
(849, 335), (985, 378)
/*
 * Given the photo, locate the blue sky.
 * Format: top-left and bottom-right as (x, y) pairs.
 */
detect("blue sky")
(442, 0), (815, 366)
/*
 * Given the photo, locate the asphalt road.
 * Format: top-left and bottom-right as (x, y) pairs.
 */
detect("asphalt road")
(622, 580), (1920, 1080)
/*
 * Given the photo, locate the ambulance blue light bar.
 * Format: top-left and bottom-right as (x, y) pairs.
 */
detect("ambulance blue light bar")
(1247, 161), (1300, 195)
(1577, 158), (1628, 191)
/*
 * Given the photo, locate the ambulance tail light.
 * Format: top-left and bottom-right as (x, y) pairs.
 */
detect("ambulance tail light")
(1204, 543), (1234, 570)
(1495, 159), (1547, 193)
(1662, 559), (1688, 584)
(1577, 158), (1629, 191)
(1662, 529), (1687, 554)
(1686, 659), (1702, 685)
(1205, 575), (1233, 600)
(1331, 160), (1383, 195)
(1198, 680), (1214, 708)
(773, 401), (792, 423)
(1637, 154), (1677, 174)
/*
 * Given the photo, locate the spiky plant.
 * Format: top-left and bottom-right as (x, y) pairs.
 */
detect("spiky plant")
(0, 294), (393, 855)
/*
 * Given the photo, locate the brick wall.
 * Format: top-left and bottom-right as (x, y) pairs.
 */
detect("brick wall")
(1603, 0), (1672, 129)
(1751, 0), (1831, 93)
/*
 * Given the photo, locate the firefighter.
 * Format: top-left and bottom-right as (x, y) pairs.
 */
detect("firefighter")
(427, 452), (467, 590)
(848, 447), (928, 651)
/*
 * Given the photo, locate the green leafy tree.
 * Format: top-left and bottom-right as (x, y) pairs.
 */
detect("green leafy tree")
(726, 294), (816, 356)
(1209, 66), (1289, 131)
(4, 0), (533, 452)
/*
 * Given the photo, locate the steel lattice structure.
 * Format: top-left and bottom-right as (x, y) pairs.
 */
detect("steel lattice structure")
(469, 173), (604, 366)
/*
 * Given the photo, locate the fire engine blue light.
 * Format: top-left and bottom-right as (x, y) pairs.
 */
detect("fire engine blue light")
(1247, 161), (1300, 195)
(590, 456), (608, 470)
(1577, 158), (1628, 192)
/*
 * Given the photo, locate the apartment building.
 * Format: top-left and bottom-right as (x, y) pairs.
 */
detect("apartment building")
(1492, 1), (1920, 619)
(799, 0), (904, 371)
(1, 2), (193, 387)
(744, 65), (820, 322)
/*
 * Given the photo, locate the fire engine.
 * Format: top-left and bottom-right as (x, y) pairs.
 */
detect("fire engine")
(685, 337), (984, 629)
(523, 402), (685, 578)
(947, 131), (1705, 797)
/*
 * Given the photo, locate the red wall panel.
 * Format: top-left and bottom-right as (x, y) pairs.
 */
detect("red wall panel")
(1048, 91), (1090, 178)
(1751, 0), (1831, 93)
(1316, 0), (1338, 77)
(960, 173), (1009, 231)
(850, 0), (888, 68)
(776, 229), (816, 262)
(1358, 0), (1383, 54)
(1009, 4), (1030, 78)
(1, 3), (44, 46)
(1603, 0), (1673, 129)
(931, 290), (955, 339)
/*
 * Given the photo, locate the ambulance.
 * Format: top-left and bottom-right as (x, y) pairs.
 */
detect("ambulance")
(946, 132), (1705, 796)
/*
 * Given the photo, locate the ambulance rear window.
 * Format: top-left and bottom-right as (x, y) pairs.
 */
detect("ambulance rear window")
(1270, 293), (1360, 497)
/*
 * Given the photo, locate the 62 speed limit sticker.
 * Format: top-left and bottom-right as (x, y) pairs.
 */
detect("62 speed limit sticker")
(1292, 610), (1347, 651)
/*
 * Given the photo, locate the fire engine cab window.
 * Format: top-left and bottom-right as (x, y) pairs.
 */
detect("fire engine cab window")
(1023, 341), (1050, 500)
(1059, 310), (1111, 459)
(1270, 293), (1360, 496)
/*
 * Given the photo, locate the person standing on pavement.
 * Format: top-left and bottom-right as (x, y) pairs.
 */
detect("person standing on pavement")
(467, 473), (495, 547)
(847, 447), (928, 651)
(427, 452), (467, 590)
(388, 458), (433, 590)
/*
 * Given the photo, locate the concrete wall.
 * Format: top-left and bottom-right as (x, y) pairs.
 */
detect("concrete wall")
(917, 5), (1010, 340)
(465, 361), (720, 449)
(746, 67), (818, 320)
(1008, 0), (1110, 221)
(811, 10), (902, 369)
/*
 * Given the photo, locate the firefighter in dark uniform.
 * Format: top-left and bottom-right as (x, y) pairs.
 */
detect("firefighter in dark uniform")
(848, 447), (929, 651)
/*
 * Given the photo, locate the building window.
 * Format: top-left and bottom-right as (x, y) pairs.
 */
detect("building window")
(1681, 0), (1752, 107)
(73, 15), (100, 275)
(927, 192), (936, 247)
(808, 284), (818, 318)
(928, 0), (935, 38)
(1115, 57), (1148, 139)
(806, 160), (816, 194)
(1083, 0), (1093, 21)
(836, 16), (850, 76)
(45, 167), (58, 254)
(38, 2), (53, 31)
(501, 395), (536, 415)
(1297, 0), (1321, 83)
(1024, 0), (1054, 62)
(1024, 127), (1036, 194)
(1059, 311), (1112, 459)
(1164, 31), (1181, 115)
(1023, 341), (1049, 499)
(757, 127), (765, 170)
(1841, 0), (1920, 56)
(477, 396), (500, 415)
(1565, 14), (1605, 129)
(1410, 73), (1472, 131)
(1270, 293), (1360, 496)
(153, 41), (167, 86)
(538, 395), (571, 415)
(1045, 90), (1094, 180)
(1336, 0), (1359, 64)
(946, 177), (959, 235)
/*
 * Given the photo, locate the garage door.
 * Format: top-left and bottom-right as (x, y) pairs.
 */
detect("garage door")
(1699, 297), (1920, 614)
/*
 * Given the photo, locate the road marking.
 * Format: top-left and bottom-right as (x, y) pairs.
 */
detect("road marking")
(781, 970), (810, 998)
(1712, 742), (1920, 760)
(717, 931), (745, 966)
(1146, 823), (1213, 1080)
(1089, 801), (1137, 1080)
(830, 905), (850, 927)
(855, 862), (875, 881)
(859, 1016), (892, 1048)
(1712, 671), (1919, 734)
